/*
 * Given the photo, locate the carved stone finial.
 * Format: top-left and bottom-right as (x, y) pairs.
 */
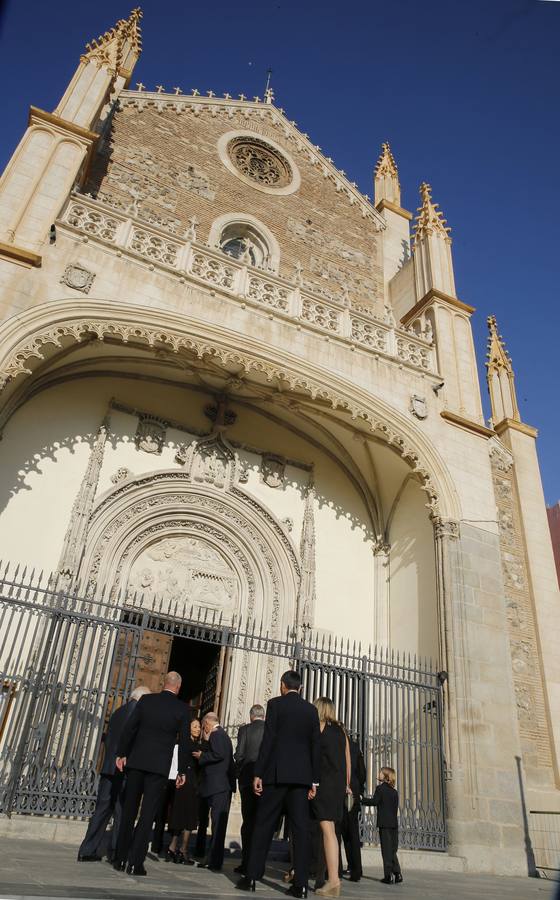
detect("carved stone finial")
(155, 84), (164, 93)
(173, 86), (183, 95)
(486, 315), (520, 424)
(413, 183), (452, 246)
(374, 142), (401, 207)
(82, 7), (143, 73)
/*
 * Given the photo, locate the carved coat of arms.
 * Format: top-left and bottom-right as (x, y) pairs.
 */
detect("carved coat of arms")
(261, 453), (285, 488)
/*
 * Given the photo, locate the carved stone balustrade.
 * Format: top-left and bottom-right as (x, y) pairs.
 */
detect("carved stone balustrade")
(59, 194), (437, 374)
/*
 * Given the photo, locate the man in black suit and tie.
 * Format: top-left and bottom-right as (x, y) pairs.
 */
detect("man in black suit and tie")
(234, 703), (266, 875)
(194, 712), (235, 871)
(77, 685), (150, 862)
(237, 670), (321, 898)
(340, 736), (366, 881)
(113, 671), (191, 876)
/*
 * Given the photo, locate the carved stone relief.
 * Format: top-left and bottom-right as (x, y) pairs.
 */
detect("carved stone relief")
(135, 415), (166, 454)
(60, 263), (95, 294)
(111, 467), (132, 484)
(261, 453), (285, 489)
(410, 395), (428, 420)
(128, 536), (238, 613)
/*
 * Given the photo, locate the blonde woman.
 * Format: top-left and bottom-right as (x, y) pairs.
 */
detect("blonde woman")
(311, 698), (351, 898)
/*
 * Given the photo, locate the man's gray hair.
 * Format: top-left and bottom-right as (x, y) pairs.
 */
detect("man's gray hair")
(202, 711), (219, 726)
(250, 704), (265, 720)
(130, 685), (150, 702)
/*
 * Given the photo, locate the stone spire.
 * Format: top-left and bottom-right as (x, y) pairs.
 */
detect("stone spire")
(54, 8), (143, 129)
(412, 182), (456, 298)
(413, 182), (452, 245)
(486, 315), (520, 425)
(81, 7), (143, 78)
(297, 485), (316, 631)
(374, 142), (401, 207)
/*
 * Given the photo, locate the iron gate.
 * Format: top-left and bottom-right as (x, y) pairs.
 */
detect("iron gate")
(0, 563), (446, 850)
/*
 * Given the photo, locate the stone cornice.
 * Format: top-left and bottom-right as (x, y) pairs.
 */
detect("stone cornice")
(376, 199), (413, 221)
(494, 418), (538, 439)
(440, 410), (493, 438)
(118, 91), (386, 231)
(401, 288), (475, 325)
(28, 107), (99, 144)
(0, 241), (42, 268)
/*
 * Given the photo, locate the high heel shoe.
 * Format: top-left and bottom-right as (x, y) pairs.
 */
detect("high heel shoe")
(166, 848), (177, 862)
(315, 882), (341, 897)
(236, 876), (256, 891)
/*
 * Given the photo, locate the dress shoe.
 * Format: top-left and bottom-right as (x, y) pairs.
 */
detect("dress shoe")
(236, 876), (256, 891)
(349, 875), (361, 882)
(77, 854), (101, 862)
(197, 858), (209, 868)
(112, 860), (126, 872)
(126, 863), (147, 876)
(380, 876), (393, 884)
(286, 886), (308, 899)
(234, 864), (245, 874)
(394, 874), (403, 884)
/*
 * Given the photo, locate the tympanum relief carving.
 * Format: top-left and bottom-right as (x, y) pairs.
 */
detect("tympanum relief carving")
(128, 536), (238, 614)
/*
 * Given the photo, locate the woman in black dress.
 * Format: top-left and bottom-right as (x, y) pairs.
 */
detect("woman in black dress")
(311, 698), (351, 898)
(167, 718), (202, 864)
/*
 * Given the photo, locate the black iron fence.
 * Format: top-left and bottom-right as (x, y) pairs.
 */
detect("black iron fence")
(0, 562), (446, 850)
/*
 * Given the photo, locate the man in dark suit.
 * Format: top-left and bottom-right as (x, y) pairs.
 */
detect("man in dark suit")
(77, 686), (150, 862)
(234, 703), (266, 875)
(194, 712), (236, 871)
(339, 736), (366, 881)
(236, 670), (321, 898)
(113, 671), (191, 876)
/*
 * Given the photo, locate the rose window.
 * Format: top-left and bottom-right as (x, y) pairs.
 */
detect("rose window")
(227, 138), (293, 188)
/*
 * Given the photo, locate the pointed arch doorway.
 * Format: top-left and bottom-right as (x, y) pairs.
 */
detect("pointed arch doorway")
(81, 458), (301, 725)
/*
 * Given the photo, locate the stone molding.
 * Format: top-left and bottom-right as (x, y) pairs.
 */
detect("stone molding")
(494, 417), (538, 439)
(401, 288), (475, 325)
(0, 242), (42, 268)
(440, 410), (493, 438)
(56, 193), (435, 373)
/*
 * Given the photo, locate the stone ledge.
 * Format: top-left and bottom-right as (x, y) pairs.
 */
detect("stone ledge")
(0, 241), (42, 268)
(0, 815), (466, 873)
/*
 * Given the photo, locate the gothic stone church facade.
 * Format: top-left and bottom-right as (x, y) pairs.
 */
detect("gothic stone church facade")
(0, 9), (558, 875)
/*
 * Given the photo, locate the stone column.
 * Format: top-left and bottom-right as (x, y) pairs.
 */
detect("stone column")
(373, 540), (390, 648)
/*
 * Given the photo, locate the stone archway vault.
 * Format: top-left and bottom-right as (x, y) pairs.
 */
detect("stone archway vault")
(0, 298), (461, 523)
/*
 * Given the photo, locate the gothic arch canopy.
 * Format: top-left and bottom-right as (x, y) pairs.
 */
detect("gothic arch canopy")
(0, 298), (461, 521)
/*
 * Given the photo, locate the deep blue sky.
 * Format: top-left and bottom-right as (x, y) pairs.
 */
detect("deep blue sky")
(1, 0), (559, 503)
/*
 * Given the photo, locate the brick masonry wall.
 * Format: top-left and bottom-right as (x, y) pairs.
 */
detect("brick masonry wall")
(85, 100), (384, 311)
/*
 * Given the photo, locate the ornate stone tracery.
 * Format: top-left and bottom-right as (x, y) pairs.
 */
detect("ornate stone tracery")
(227, 136), (293, 188)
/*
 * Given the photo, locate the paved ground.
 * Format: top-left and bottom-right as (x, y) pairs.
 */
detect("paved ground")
(0, 839), (557, 900)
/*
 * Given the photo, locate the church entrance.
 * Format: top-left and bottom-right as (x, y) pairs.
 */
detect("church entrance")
(109, 622), (231, 722)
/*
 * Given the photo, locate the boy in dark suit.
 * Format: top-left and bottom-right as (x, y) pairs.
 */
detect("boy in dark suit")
(371, 767), (403, 884)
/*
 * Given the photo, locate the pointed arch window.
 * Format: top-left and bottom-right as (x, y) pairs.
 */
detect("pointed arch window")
(219, 222), (270, 270)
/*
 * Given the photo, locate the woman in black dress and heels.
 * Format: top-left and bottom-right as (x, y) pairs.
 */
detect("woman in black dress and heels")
(168, 718), (202, 863)
(311, 698), (351, 898)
